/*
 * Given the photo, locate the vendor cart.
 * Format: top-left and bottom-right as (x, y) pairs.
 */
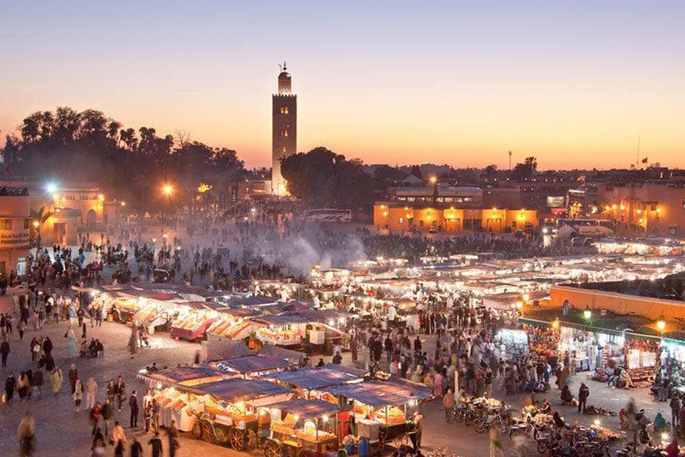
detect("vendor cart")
(184, 378), (293, 451)
(264, 399), (340, 457)
(320, 379), (431, 451)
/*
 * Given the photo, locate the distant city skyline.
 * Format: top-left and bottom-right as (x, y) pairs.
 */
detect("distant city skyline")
(1, 0), (684, 169)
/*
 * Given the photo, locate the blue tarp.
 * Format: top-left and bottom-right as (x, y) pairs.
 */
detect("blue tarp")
(264, 366), (363, 390)
(253, 314), (310, 326)
(268, 399), (339, 419)
(189, 378), (292, 402)
(259, 344), (307, 364)
(321, 380), (431, 408)
(215, 355), (295, 374)
(142, 366), (223, 384)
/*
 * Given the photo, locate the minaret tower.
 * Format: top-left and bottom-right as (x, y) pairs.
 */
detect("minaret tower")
(272, 62), (297, 196)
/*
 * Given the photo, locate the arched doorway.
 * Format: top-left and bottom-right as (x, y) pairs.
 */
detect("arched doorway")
(86, 209), (97, 229)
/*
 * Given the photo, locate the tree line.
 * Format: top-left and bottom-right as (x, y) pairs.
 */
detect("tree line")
(1, 107), (245, 214)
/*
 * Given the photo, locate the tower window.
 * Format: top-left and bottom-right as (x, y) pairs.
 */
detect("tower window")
(280, 107), (289, 114)
(282, 147), (287, 153)
(281, 130), (289, 137)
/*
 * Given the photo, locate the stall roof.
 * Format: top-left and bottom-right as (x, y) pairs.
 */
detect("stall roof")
(141, 366), (225, 386)
(215, 355), (295, 374)
(264, 366), (363, 390)
(188, 378), (292, 402)
(322, 380), (431, 408)
(227, 296), (280, 307)
(252, 314), (310, 326)
(259, 344), (307, 364)
(269, 399), (339, 418)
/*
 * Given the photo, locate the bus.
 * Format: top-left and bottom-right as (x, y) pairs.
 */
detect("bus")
(305, 208), (352, 223)
(557, 218), (614, 238)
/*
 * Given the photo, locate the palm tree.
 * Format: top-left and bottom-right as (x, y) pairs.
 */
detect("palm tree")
(30, 206), (53, 230)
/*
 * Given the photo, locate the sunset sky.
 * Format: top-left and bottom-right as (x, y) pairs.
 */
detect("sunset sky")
(1, 1), (684, 169)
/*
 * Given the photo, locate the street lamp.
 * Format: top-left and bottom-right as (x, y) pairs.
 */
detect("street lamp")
(583, 306), (592, 320)
(162, 184), (174, 221)
(657, 320), (666, 332)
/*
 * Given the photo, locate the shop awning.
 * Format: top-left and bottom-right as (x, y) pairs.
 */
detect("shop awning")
(322, 380), (431, 408)
(263, 366), (363, 390)
(268, 399), (339, 418)
(139, 366), (226, 387)
(215, 355), (295, 374)
(186, 379), (292, 402)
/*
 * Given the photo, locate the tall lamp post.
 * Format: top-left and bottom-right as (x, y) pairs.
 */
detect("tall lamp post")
(162, 184), (174, 222)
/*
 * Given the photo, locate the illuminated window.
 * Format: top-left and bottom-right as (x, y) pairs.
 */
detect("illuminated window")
(282, 147), (287, 153)
(281, 130), (289, 137)
(0, 219), (12, 230)
(280, 106), (289, 114)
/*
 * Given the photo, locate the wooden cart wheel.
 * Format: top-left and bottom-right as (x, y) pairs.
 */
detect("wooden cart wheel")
(191, 421), (202, 440)
(230, 428), (246, 451)
(201, 421), (215, 444)
(264, 440), (283, 457)
(379, 428), (388, 447)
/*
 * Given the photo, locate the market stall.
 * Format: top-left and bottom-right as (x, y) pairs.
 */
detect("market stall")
(170, 302), (223, 341)
(319, 380), (430, 450)
(494, 328), (530, 361)
(185, 378), (293, 451)
(265, 399), (340, 457)
(251, 314), (309, 347)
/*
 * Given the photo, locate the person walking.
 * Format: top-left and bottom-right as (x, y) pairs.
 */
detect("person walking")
(85, 377), (98, 410)
(101, 399), (113, 437)
(578, 382), (590, 414)
(73, 376), (84, 412)
(115, 375), (126, 412)
(130, 436), (143, 457)
(4, 372), (16, 404)
(65, 327), (77, 358)
(50, 366), (63, 396)
(17, 320), (26, 340)
(68, 365), (79, 394)
(443, 388), (455, 423)
(168, 420), (180, 457)
(31, 368), (43, 400)
(129, 390), (139, 428)
(148, 431), (163, 457)
(0, 337), (10, 368)
(18, 412), (35, 457)
(112, 421), (127, 457)
(671, 394), (682, 430)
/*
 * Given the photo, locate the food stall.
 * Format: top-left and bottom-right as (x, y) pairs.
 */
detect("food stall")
(265, 399), (340, 457)
(559, 326), (624, 372)
(170, 302), (223, 341)
(320, 380), (431, 450)
(494, 328), (530, 361)
(186, 378), (293, 451)
(251, 314), (310, 347)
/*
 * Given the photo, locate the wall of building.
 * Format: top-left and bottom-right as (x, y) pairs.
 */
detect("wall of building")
(550, 285), (685, 321)
(600, 184), (685, 238)
(374, 204), (538, 233)
(0, 195), (31, 274)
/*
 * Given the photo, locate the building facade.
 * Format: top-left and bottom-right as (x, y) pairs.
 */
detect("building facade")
(272, 62), (297, 196)
(0, 188), (31, 275)
(599, 183), (685, 238)
(373, 204), (537, 233)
